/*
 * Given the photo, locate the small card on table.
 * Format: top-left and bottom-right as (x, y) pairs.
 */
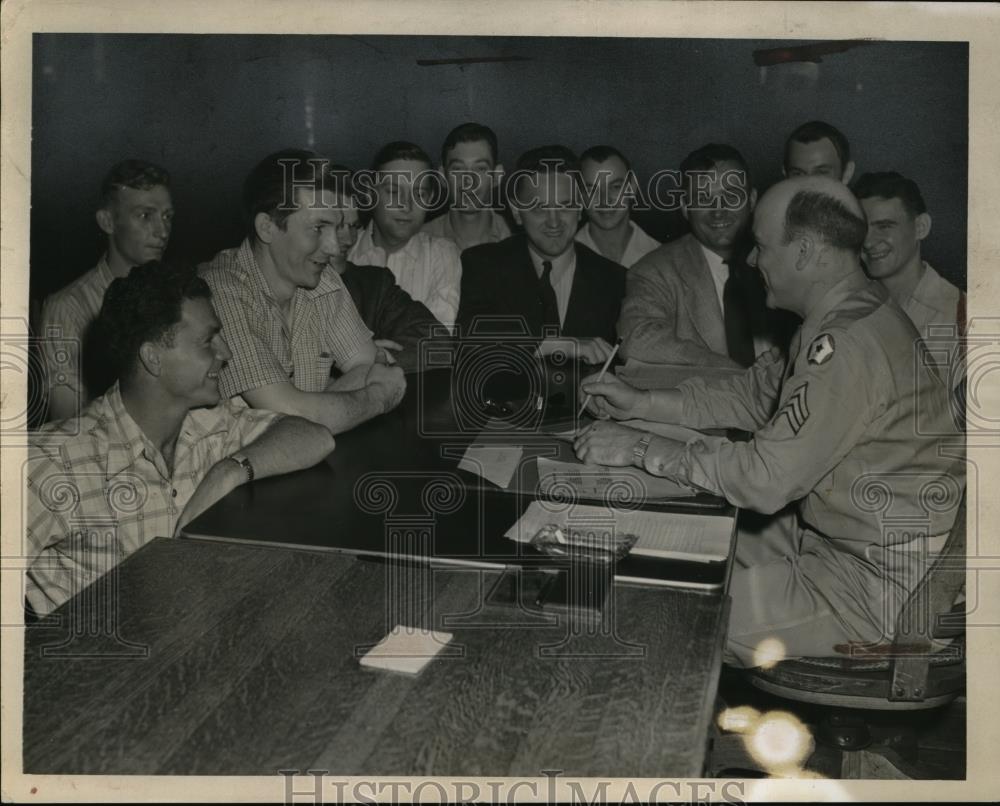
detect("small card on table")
(359, 625), (454, 675)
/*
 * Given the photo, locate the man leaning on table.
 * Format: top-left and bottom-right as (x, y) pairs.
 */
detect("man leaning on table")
(573, 176), (964, 667)
(200, 150), (406, 432)
(25, 262), (335, 618)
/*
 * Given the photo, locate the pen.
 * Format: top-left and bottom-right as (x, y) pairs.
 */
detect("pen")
(577, 341), (621, 418)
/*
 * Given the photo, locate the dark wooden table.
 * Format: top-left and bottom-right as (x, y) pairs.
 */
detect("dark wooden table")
(23, 537), (729, 776)
(185, 366), (736, 588)
(23, 365), (735, 776)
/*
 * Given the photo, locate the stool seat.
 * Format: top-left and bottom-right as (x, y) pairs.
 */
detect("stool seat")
(749, 639), (965, 710)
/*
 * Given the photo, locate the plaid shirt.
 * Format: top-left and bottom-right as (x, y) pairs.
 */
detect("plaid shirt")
(200, 239), (373, 397)
(24, 383), (280, 616)
(38, 255), (115, 412)
(348, 223), (461, 332)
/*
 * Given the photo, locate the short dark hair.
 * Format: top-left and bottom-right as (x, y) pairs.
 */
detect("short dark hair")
(853, 171), (928, 218)
(441, 123), (499, 166)
(783, 121), (851, 172)
(242, 149), (343, 242)
(510, 145), (580, 205)
(371, 141), (433, 172)
(579, 145), (631, 172)
(680, 143), (750, 182)
(98, 261), (211, 381)
(679, 144), (751, 205)
(783, 190), (867, 254)
(515, 144), (580, 175)
(99, 159), (170, 208)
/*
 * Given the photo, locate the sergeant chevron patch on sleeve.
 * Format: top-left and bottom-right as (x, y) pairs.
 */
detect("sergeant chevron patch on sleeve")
(807, 333), (835, 365)
(777, 383), (810, 434)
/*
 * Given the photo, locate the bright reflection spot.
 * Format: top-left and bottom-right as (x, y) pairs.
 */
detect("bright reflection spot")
(752, 637), (787, 669)
(717, 705), (761, 734)
(746, 710), (815, 773)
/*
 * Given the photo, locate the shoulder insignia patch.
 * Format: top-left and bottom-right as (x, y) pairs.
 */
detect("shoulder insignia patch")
(807, 333), (836, 365)
(777, 383), (810, 434)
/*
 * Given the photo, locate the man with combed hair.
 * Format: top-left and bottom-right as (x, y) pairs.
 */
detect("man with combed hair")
(573, 176), (963, 667)
(855, 171), (965, 387)
(201, 150), (405, 434)
(618, 143), (777, 369)
(39, 159), (174, 421)
(457, 144), (624, 364)
(423, 122), (511, 252)
(576, 145), (660, 268)
(783, 120), (855, 184)
(25, 262), (335, 617)
(349, 141), (462, 331)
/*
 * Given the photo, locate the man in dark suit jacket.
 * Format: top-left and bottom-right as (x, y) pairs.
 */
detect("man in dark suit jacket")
(457, 145), (626, 364)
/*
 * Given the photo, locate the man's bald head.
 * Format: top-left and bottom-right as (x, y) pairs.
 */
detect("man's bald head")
(759, 176), (867, 255)
(750, 177), (868, 316)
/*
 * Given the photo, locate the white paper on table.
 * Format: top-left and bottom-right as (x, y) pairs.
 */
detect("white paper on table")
(506, 501), (732, 563)
(457, 444), (524, 489)
(536, 457), (697, 501)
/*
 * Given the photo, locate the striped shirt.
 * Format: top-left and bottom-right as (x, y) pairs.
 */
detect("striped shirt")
(38, 255), (115, 415)
(200, 240), (373, 397)
(421, 209), (511, 252)
(348, 223), (462, 332)
(25, 382), (280, 616)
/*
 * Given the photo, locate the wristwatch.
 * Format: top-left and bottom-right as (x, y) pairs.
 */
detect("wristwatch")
(632, 433), (653, 468)
(228, 452), (255, 484)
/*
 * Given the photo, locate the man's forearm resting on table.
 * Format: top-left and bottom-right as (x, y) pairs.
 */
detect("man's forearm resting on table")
(242, 382), (388, 434)
(178, 415), (335, 530)
(327, 363), (371, 392)
(238, 414), (336, 478)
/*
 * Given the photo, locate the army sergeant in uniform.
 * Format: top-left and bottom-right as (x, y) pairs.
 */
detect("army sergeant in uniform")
(573, 176), (964, 667)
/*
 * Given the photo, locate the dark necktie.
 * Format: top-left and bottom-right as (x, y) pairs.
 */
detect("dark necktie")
(539, 260), (561, 333)
(722, 260), (756, 368)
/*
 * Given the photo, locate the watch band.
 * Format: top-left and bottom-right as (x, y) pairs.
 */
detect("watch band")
(228, 452), (254, 484)
(632, 433), (653, 467)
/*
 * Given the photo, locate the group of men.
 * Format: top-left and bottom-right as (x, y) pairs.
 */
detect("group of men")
(27, 119), (966, 669)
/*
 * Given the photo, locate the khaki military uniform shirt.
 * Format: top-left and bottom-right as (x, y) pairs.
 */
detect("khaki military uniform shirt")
(662, 272), (964, 558)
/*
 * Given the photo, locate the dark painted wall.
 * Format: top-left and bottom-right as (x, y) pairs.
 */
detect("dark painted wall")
(30, 34), (968, 299)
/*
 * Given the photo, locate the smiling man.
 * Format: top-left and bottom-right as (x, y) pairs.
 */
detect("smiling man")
(200, 150), (405, 434)
(456, 144), (625, 363)
(422, 122), (511, 252)
(855, 171), (965, 386)
(575, 145), (660, 268)
(574, 176), (963, 667)
(618, 143), (776, 368)
(39, 159), (174, 421)
(349, 141), (462, 332)
(25, 261), (335, 617)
